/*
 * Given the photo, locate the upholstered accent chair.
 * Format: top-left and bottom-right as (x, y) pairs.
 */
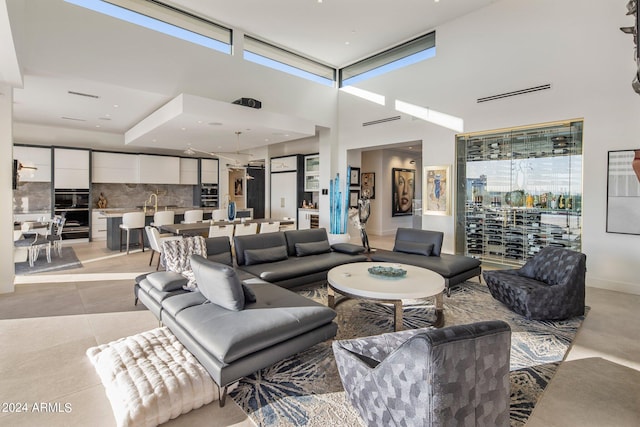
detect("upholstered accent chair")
(145, 225), (182, 270)
(333, 321), (511, 427)
(483, 246), (586, 320)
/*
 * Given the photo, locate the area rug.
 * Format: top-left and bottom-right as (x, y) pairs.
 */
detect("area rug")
(15, 246), (82, 275)
(87, 326), (219, 427)
(230, 281), (587, 427)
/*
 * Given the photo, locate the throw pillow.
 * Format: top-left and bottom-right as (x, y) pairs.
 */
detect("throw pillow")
(331, 243), (366, 255)
(295, 240), (331, 257)
(190, 255), (245, 311)
(393, 241), (434, 257)
(244, 246), (288, 265)
(145, 271), (188, 292)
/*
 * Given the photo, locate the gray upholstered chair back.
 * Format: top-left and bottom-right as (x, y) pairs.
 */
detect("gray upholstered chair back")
(205, 236), (233, 266)
(333, 320), (511, 427)
(284, 228), (329, 257)
(520, 246), (586, 287)
(234, 232), (287, 266)
(394, 228), (444, 256)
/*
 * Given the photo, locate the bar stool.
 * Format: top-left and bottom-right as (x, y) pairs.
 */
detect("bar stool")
(120, 211), (146, 254)
(152, 210), (175, 228)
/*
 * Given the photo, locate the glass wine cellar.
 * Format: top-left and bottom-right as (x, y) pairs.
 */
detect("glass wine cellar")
(455, 119), (583, 266)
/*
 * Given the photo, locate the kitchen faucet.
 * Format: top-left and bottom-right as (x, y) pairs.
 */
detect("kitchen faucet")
(144, 192), (158, 213)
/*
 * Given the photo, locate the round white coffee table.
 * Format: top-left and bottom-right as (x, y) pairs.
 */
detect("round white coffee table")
(327, 262), (445, 331)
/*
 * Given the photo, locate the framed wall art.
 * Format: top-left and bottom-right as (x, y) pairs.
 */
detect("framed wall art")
(423, 165), (451, 215)
(350, 167), (361, 186)
(391, 168), (415, 216)
(607, 149), (640, 234)
(349, 189), (360, 208)
(361, 172), (375, 199)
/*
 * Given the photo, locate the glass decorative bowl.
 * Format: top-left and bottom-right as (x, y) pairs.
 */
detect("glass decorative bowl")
(368, 265), (407, 278)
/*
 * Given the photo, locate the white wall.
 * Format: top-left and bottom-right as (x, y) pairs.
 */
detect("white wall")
(338, 0), (640, 293)
(1, 85), (15, 293)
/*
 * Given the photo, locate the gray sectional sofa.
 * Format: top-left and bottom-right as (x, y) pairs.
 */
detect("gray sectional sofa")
(370, 228), (482, 296)
(234, 228), (368, 288)
(136, 228), (367, 405)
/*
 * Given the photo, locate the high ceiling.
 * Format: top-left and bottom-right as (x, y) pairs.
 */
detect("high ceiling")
(5, 0), (499, 155)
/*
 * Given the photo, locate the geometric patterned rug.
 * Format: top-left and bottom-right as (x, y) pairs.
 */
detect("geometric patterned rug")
(230, 280), (587, 426)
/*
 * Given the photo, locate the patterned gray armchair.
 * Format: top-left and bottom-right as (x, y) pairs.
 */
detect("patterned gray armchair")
(332, 321), (511, 427)
(483, 247), (586, 320)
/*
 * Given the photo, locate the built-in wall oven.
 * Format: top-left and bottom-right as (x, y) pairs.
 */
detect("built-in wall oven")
(200, 184), (219, 208)
(54, 189), (90, 240)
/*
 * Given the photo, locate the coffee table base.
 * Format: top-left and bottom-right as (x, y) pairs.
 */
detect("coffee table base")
(327, 285), (444, 331)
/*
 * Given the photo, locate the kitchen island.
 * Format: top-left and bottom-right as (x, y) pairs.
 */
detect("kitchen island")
(98, 207), (253, 250)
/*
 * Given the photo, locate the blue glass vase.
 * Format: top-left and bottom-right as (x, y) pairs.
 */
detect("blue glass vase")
(227, 201), (236, 221)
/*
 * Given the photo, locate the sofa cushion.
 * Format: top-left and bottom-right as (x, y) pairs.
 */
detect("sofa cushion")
(284, 228), (329, 257)
(295, 240), (331, 257)
(370, 251), (480, 278)
(190, 255), (245, 311)
(394, 228), (444, 256)
(240, 252), (366, 284)
(244, 245), (288, 265)
(234, 232), (287, 266)
(145, 271), (188, 292)
(205, 236), (232, 266)
(173, 283), (336, 363)
(331, 243), (366, 255)
(394, 241), (434, 256)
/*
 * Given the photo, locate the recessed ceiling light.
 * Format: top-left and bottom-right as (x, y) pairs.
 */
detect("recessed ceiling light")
(197, 120), (203, 124)
(95, 124), (101, 128)
(181, 127), (187, 131)
(113, 104), (119, 108)
(345, 41), (350, 45)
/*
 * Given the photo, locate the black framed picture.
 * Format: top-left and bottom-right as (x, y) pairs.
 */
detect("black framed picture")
(361, 172), (375, 199)
(350, 167), (360, 186)
(392, 168), (415, 217)
(606, 149), (640, 234)
(349, 190), (360, 208)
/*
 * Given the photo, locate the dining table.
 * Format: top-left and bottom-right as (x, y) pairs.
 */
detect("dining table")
(159, 218), (295, 236)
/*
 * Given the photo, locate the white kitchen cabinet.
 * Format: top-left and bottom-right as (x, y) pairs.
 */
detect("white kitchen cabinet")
(298, 208), (319, 230)
(271, 155), (297, 172)
(303, 154), (319, 191)
(180, 158), (198, 184)
(54, 148), (90, 189)
(91, 210), (107, 241)
(13, 146), (52, 182)
(92, 152), (138, 183)
(201, 159), (219, 184)
(271, 171), (297, 222)
(138, 154), (180, 184)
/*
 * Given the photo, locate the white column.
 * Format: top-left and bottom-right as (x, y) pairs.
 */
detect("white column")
(0, 84), (15, 293)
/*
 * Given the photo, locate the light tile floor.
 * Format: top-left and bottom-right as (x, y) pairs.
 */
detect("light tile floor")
(1, 235), (638, 426)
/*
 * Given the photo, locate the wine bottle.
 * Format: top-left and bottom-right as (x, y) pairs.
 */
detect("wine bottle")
(558, 195), (565, 209)
(567, 197), (573, 210)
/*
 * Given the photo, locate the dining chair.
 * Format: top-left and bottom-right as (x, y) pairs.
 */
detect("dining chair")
(259, 221), (280, 234)
(152, 210), (175, 228)
(234, 222), (258, 236)
(119, 211), (146, 254)
(46, 215), (66, 257)
(210, 209), (226, 222)
(145, 225), (182, 270)
(208, 224), (235, 243)
(182, 209), (204, 224)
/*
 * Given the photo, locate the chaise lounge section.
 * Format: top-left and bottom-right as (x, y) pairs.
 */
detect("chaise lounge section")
(370, 228), (482, 296)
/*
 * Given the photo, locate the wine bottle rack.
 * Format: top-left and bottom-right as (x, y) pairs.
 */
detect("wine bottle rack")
(455, 120), (583, 266)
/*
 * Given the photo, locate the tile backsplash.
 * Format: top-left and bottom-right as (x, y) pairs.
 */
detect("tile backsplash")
(91, 183), (197, 209)
(13, 182), (51, 213)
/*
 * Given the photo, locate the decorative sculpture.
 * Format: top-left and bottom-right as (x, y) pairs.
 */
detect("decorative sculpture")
(358, 192), (371, 252)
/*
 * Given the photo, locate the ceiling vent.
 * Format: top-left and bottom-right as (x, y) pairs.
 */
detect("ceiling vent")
(477, 84), (552, 103)
(362, 115), (401, 127)
(68, 90), (100, 99)
(61, 116), (86, 122)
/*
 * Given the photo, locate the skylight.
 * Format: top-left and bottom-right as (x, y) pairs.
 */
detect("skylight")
(65, 0), (231, 54)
